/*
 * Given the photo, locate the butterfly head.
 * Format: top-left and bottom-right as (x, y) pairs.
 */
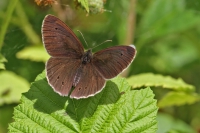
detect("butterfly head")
(81, 49), (93, 64)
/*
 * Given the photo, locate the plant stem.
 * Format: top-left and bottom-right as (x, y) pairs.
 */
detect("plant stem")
(0, 0), (19, 51)
(16, 1), (41, 45)
(124, 0), (137, 45)
(121, 0), (137, 77)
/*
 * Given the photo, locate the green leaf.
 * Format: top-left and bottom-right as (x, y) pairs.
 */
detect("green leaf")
(158, 91), (200, 108)
(16, 45), (50, 62)
(127, 73), (198, 108)
(157, 113), (197, 133)
(127, 73), (194, 92)
(0, 71), (30, 106)
(0, 54), (7, 70)
(77, 0), (89, 13)
(9, 71), (158, 133)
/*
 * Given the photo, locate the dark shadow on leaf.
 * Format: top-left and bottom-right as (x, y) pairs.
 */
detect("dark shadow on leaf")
(66, 80), (120, 122)
(23, 75), (121, 123)
(23, 78), (68, 114)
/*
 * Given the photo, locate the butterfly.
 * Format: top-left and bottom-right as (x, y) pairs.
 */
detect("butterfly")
(42, 15), (137, 99)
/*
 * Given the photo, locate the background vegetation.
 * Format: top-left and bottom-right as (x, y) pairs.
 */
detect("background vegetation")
(0, 0), (200, 132)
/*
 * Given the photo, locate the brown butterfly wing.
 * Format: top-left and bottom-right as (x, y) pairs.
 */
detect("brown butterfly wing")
(42, 15), (84, 96)
(92, 45), (136, 79)
(70, 63), (106, 99)
(46, 57), (81, 96)
(42, 15), (84, 58)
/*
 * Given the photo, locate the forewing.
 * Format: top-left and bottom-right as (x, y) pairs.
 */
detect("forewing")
(42, 15), (84, 58)
(92, 45), (136, 79)
(70, 63), (106, 99)
(46, 57), (81, 96)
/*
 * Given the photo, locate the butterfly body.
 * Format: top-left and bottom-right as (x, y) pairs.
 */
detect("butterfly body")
(42, 15), (137, 99)
(81, 49), (92, 64)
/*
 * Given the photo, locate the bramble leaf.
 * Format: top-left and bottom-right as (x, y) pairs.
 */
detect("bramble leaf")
(9, 71), (158, 133)
(127, 73), (199, 107)
(158, 91), (200, 108)
(16, 45), (50, 62)
(127, 73), (194, 92)
(0, 71), (29, 106)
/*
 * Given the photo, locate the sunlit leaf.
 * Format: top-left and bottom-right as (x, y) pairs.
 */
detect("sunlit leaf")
(0, 71), (30, 106)
(0, 54), (7, 70)
(77, 0), (89, 13)
(8, 71), (158, 132)
(16, 45), (50, 62)
(127, 73), (194, 92)
(158, 91), (200, 108)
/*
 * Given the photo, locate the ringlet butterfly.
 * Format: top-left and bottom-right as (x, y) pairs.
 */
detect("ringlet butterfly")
(42, 15), (137, 99)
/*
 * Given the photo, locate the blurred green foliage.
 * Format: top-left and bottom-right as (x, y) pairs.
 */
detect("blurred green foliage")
(0, 0), (200, 132)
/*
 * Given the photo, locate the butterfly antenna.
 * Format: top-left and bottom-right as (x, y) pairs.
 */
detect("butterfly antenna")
(77, 30), (88, 48)
(92, 40), (112, 50)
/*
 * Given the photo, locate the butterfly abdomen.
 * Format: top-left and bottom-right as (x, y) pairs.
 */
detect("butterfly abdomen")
(73, 50), (93, 86)
(73, 67), (82, 87)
